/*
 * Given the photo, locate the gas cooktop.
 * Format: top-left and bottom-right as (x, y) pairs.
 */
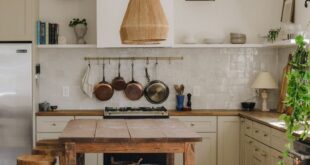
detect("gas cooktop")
(104, 107), (169, 119)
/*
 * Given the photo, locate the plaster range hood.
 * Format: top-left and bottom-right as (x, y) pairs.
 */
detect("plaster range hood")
(120, 0), (169, 44)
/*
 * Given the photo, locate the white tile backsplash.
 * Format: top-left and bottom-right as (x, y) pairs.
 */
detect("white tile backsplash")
(38, 47), (280, 110)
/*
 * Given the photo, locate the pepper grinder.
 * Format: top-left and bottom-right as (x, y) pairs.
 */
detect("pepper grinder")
(187, 93), (192, 108)
(184, 93), (192, 111)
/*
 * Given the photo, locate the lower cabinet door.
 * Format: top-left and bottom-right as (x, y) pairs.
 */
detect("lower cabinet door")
(175, 133), (216, 165)
(244, 136), (254, 165)
(218, 117), (240, 165)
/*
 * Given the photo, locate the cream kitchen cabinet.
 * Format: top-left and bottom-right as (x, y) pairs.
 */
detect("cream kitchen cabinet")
(218, 116), (240, 165)
(172, 116), (217, 165)
(0, 0), (37, 41)
(97, 0), (174, 47)
(240, 117), (294, 165)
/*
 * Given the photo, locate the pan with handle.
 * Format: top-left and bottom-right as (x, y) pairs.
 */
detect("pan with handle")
(124, 61), (143, 100)
(144, 61), (169, 104)
(94, 63), (114, 101)
(112, 59), (127, 91)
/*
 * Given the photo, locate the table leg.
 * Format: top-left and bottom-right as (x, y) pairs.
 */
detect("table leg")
(183, 143), (195, 165)
(167, 153), (175, 165)
(65, 142), (77, 165)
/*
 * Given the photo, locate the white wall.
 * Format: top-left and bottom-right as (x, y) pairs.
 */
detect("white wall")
(295, 0), (310, 31)
(174, 0), (283, 44)
(38, 47), (279, 110)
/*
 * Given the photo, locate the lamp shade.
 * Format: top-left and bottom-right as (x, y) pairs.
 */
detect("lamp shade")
(251, 72), (278, 89)
(120, 0), (169, 44)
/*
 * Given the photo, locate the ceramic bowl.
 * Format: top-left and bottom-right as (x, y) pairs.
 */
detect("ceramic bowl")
(241, 102), (255, 111)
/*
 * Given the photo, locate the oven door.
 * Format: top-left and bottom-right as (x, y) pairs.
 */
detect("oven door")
(104, 153), (167, 165)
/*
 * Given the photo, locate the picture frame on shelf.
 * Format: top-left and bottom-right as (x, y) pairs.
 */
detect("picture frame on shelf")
(281, 0), (295, 23)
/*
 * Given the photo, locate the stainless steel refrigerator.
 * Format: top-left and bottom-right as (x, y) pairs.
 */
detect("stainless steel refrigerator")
(0, 43), (32, 165)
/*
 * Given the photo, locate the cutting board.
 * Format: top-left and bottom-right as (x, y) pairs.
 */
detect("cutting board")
(277, 54), (293, 113)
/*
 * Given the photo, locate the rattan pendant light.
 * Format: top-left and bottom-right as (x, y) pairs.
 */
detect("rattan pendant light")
(120, 0), (169, 44)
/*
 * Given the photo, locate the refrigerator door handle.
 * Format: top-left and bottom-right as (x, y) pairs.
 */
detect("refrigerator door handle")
(16, 49), (28, 53)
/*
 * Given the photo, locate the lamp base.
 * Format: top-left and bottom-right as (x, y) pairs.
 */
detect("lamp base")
(261, 89), (270, 112)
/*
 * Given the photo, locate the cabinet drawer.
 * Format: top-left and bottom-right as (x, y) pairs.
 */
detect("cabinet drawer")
(244, 119), (253, 136)
(252, 141), (269, 162)
(252, 122), (271, 145)
(270, 148), (293, 165)
(37, 116), (74, 133)
(270, 129), (288, 151)
(173, 116), (217, 132)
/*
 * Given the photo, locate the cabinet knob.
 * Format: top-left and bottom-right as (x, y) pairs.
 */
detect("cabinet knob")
(264, 134), (268, 137)
(255, 130), (259, 133)
(52, 123), (56, 126)
(246, 126), (250, 129)
(190, 123), (195, 126)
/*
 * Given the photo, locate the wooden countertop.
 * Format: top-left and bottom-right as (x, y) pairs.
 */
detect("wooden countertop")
(59, 119), (202, 143)
(36, 110), (105, 116)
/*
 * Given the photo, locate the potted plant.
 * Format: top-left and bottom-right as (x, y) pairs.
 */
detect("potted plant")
(280, 35), (310, 164)
(267, 28), (281, 43)
(69, 18), (88, 44)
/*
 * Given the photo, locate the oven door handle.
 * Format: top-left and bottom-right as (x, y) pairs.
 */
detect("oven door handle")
(290, 151), (310, 160)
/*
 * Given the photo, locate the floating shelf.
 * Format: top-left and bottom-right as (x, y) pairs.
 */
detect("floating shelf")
(174, 41), (296, 48)
(173, 44), (264, 48)
(37, 41), (296, 49)
(37, 44), (97, 49)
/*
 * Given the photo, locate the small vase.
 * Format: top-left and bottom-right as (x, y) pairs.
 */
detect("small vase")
(74, 24), (88, 44)
(176, 95), (185, 111)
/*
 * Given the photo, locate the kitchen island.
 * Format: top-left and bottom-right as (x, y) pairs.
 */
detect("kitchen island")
(59, 119), (202, 165)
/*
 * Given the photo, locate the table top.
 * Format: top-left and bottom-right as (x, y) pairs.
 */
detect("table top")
(59, 119), (202, 143)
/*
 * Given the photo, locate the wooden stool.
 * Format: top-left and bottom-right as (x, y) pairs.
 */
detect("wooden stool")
(17, 155), (56, 165)
(33, 145), (84, 165)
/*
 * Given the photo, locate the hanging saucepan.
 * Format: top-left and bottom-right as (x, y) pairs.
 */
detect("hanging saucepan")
(124, 61), (144, 100)
(112, 59), (127, 91)
(94, 63), (114, 101)
(144, 61), (169, 104)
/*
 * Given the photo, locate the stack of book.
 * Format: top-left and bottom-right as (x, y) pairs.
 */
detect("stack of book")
(37, 21), (59, 45)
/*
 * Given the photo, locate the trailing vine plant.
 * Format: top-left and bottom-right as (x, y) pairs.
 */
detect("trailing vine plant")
(279, 35), (310, 165)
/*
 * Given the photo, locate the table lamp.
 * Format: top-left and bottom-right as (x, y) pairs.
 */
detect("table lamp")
(251, 72), (278, 111)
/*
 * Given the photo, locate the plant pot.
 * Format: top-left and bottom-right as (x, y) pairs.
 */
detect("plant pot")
(74, 24), (88, 44)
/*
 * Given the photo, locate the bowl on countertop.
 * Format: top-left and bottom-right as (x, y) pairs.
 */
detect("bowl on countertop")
(241, 102), (255, 111)
(230, 33), (246, 44)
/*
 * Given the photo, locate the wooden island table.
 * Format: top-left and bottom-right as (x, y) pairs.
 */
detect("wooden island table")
(59, 119), (202, 165)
